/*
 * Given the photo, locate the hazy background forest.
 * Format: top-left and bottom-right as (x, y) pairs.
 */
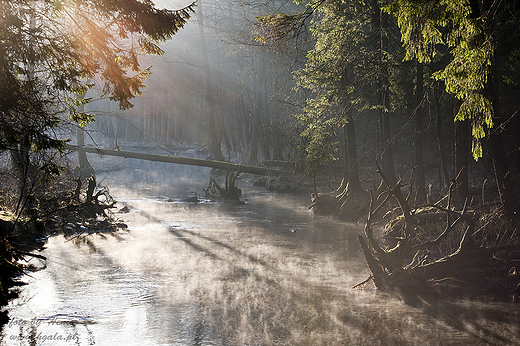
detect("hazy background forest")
(84, 0), (306, 163)
(80, 0), (520, 210)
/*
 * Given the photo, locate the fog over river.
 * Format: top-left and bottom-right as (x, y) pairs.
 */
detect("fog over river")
(2, 158), (519, 345)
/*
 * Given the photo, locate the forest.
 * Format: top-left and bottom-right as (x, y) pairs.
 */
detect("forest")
(1, 0), (520, 331)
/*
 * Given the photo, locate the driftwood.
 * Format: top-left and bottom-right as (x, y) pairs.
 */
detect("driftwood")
(67, 145), (279, 176)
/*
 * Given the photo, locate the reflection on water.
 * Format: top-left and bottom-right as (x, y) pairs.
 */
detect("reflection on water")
(2, 163), (519, 345)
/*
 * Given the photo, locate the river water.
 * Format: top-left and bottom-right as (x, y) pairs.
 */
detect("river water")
(2, 159), (519, 345)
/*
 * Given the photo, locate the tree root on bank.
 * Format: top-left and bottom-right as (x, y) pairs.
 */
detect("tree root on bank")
(6, 175), (126, 259)
(354, 163), (520, 300)
(309, 179), (368, 221)
(49, 176), (127, 240)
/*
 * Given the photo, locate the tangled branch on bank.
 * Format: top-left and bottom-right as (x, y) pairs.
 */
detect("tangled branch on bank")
(355, 163), (520, 300)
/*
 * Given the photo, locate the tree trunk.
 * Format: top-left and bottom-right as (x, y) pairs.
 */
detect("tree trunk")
(197, 0), (224, 161)
(377, 7), (396, 185)
(344, 119), (362, 193)
(434, 83), (451, 190)
(453, 98), (469, 209)
(77, 98), (95, 180)
(272, 127), (284, 161)
(77, 126), (95, 180)
(486, 61), (520, 221)
(259, 61), (271, 161)
(248, 106), (260, 165)
(261, 127), (271, 161)
(415, 62), (426, 203)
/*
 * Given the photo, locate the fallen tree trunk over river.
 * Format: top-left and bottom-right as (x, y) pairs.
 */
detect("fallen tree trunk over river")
(66, 145), (277, 176)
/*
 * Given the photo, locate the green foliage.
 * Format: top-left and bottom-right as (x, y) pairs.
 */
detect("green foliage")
(67, 96), (95, 126)
(254, 13), (305, 44)
(0, 0), (194, 174)
(385, 0), (517, 160)
(296, 103), (341, 175)
(384, 0), (448, 64)
(503, 50), (520, 86)
(291, 0), (377, 174)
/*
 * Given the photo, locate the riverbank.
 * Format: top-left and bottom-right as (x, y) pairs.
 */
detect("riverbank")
(0, 169), (127, 330)
(0, 212), (45, 328)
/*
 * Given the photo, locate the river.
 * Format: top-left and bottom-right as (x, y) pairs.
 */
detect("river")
(1, 158), (519, 345)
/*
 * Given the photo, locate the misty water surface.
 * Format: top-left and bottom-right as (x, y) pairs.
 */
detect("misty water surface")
(2, 159), (519, 345)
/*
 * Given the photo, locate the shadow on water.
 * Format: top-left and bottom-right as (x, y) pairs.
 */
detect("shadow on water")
(2, 163), (519, 345)
(127, 207), (365, 345)
(420, 299), (519, 345)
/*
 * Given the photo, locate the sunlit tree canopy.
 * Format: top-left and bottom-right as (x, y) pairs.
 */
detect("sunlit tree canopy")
(385, 0), (520, 160)
(0, 0), (194, 154)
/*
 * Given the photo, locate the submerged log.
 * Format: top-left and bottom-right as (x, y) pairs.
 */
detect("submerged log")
(67, 145), (280, 176)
